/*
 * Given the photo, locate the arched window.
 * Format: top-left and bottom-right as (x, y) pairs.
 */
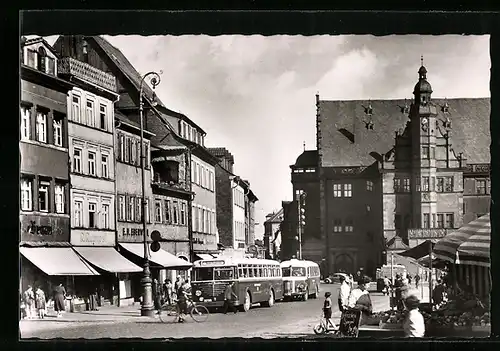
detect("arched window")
(37, 47), (47, 72)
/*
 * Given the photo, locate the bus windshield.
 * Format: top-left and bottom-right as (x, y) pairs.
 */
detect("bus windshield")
(281, 267), (306, 277)
(193, 266), (236, 281)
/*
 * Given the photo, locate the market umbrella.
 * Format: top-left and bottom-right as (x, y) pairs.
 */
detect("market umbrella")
(397, 240), (435, 260)
(416, 254), (447, 269)
(434, 214), (490, 267)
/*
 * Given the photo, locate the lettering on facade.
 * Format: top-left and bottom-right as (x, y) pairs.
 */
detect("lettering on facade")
(465, 164), (490, 174)
(193, 237), (205, 245)
(408, 229), (447, 239)
(421, 192), (430, 201)
(122, 228), (150, 237)
(79, 232), (107, 245)
(27, 221), (52, 236)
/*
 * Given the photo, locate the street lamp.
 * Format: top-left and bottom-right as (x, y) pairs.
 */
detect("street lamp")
(139, 71), (161, 317)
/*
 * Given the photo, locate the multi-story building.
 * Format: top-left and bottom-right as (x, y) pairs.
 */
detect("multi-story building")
(19, 37), (88, 297)
(284, 62), (490, 278)
(53, 35), (219, 263)
(263, 208), (284, 259)
(242, 179), (258, 248)
(57, 54), (124, 303)
(208, 147), (258, 251)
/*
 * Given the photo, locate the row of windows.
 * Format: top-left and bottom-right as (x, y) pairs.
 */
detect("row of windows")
(422, 213), (454, 229)
(72, 142), (112, 179)
(233, 187), (245, 208)
(333, 183), (352, 197)
(191, 160), (215, 191)
(237, 264), (282, 278)
(332, 218), (354, 233)
(20, 177), (66, 213)
(293, 168), (316, 173)
(20, 106), (64, 147)
(118, 195), (150, 223)
(193, 204), (216, 235)
(474, 179), (490, 195)
(179, 120), (204, 146)
(154, 199), (187, 226)
(25, 47), (56, 76)
(117, 131), (150, 168)
(73, 196), (112, 229)
(70, 90), (110, 132)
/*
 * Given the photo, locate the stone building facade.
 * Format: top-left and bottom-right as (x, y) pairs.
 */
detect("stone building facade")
(284, 63), (490, 278)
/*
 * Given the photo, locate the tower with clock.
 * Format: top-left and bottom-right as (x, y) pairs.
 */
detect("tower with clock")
(410, 57), (440, 234)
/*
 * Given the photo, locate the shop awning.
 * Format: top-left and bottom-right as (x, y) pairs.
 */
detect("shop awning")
(20, 247), (100, 276)
(119, 243), (192, 270)
(196, 253), (214, 261)
(73, 247), (143, 273)
(434, 214), (491, 268)
(397, 240), (435, 260)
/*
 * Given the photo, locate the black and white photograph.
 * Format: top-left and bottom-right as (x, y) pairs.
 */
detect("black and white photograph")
(19, 27), (492, 340)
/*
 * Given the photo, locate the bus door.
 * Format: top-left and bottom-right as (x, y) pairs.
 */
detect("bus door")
(213, 266), (235, 302)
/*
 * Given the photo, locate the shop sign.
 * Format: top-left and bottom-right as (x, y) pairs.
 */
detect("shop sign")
(408, 228), (447, 239)
(20, 214), (69, 242)
(332, 166), (368, 175)
(71, 230), (115, 246)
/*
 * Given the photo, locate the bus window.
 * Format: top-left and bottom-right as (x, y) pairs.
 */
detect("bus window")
(193, 267), (214, 281)
(238, 267), (244, 278)
(281, 267), (291, 277)
(249, 267), (255, 278)
(292, 267), (306, 277)
(257, 266), (263, 277)
(214, 267), (235, 281)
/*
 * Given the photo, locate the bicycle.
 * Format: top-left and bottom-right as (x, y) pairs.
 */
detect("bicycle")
(313, 315), (341, 336)
(158, 296), (209, 323)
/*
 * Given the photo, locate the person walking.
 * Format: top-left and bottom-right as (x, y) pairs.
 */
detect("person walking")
(35, 286), (47, 319)
(415, 274), (421, 289)
(403, 294), (425, 338)
(347, 277), (373, 326)
(223, 281), (238, 314)
(23, 286), (35, 319)
(176, 278), (190, 323)
(337, 275), (351, 313)
(53, 283), (66, 317)
(432, 279), (446, 308)
(163, 279), (173, 305)
(153, 279), (162, 313)
(407, 274), (413, 286)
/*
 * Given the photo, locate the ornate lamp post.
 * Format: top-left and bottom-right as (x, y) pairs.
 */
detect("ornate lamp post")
(139, 71), (161, 317)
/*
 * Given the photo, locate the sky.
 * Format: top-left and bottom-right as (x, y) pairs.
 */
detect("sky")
(41, 35), (490, 240)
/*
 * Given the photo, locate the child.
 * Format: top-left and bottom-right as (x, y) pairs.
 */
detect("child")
(323, 292), (336, 330)
(35, 286), (46, 319)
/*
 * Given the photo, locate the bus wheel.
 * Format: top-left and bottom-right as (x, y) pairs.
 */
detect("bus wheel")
(262, 289), (275, 307)
(240, 291), (251, 312)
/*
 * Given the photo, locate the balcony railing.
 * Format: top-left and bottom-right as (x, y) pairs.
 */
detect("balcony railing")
(58, 57), (117, 92)
(407, 228), (452, 240)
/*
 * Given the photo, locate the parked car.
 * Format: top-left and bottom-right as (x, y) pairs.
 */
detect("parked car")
(324, 273), (349, 284)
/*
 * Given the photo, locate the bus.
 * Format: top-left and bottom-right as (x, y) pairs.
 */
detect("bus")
(191, 257), (284, 312)
(280, 259), (321, 301)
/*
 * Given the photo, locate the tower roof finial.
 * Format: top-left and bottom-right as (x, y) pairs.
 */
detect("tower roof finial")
(303, 141), (306, 151)
(421, 55), (423, 67)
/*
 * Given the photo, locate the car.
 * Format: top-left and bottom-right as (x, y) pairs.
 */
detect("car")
(324, 273), (349, 284)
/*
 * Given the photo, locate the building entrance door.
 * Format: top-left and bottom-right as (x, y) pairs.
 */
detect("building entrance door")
(334, 253), (354, 275)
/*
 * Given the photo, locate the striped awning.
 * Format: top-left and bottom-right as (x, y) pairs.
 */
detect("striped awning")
(434, 214), (490, 268)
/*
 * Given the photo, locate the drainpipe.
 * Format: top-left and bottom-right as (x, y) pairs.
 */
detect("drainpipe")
(187, 148), (194, 263)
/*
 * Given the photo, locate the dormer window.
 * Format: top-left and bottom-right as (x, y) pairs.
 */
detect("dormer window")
(26, 49), (37, 68)
(46, 57), (55, 75)
(37, 47), (47, 73)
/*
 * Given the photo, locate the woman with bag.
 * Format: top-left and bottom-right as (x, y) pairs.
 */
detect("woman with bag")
(53, 283), (66, 317)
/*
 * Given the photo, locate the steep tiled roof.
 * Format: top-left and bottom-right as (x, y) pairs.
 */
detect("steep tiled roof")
(115, 110), (156, 136)
(293, 150), (319, 168)
(91, 36), (206, 134)
(319, 97), (490, 167)
(207, 147), (234, 160)
(265, 208), (284, 224)
(22, 37), (60, 57)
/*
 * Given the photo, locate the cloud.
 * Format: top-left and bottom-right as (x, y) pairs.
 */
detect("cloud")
(37, 34), (490, 238)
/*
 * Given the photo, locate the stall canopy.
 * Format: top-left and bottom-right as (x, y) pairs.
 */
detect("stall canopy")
(196, 253), (215, 261)
(434, 214), (491, 268)
(397, 240), (435, 260)
(416, 255), (447, 269)
(73, 247), (143, 273)
(20, 247), (100, 276)
(119, 243), (193, 270)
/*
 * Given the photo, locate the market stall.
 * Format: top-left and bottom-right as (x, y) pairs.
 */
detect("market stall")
(364, 214), (491, 337)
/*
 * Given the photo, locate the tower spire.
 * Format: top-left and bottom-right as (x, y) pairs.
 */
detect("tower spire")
(303, 141), (306, 151)
(421, 55), (423, 67)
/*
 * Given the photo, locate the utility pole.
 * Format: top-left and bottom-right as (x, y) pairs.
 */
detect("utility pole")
(296, 191), (306, 260)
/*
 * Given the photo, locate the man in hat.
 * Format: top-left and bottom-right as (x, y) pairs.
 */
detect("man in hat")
(337, 274), (351, 313)
(347, 277), (373, 325)
(403, 294), (425, 337)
